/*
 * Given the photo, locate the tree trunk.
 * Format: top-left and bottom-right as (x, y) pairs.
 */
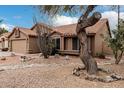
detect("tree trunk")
(76, 11), (101, 75)
(115, 51), (123, 64)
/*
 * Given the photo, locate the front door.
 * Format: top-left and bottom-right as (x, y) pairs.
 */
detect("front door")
(88, 36), (95, 56)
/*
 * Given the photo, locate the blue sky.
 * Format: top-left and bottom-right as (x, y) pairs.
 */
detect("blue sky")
(0, 5), (38, 29)
(0, 5), (124, 31)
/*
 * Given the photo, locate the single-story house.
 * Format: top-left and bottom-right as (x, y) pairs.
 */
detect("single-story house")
(50, 18), (112, 56)
(8, 23), (53, 54)
(0, 32), (11, 51)
(8, 18), (112, 55)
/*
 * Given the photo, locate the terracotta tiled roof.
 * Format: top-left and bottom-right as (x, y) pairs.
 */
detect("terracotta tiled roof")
(8, 27), (37, 38)
(0, 32), (11, 38)
(31, 23), (53, 31)
(18, 27), (37, 36)
(54, 18), (108, 36)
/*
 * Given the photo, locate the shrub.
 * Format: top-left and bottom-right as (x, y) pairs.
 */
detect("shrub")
(96, 52), (105, 59)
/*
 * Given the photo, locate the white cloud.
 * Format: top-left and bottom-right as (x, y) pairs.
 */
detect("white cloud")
(52, 11), (124, 30)
(0, 23), (15, 31)
(52, 15), (78, 26)
(102, 11), (124, 30)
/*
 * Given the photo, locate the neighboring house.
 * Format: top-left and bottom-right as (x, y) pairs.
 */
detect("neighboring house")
(0, 32), (11, 51)
(50, 18), (112, 56)
(8, 23), (53, 54)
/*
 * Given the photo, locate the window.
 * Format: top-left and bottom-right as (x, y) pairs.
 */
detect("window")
(72, 37), (79, 50)
(56, 38), (60, 49)
(53, 38), (60, 50)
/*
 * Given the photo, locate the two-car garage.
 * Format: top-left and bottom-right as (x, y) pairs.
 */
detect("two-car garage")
(8, 23), (53, 54)
(11, 39), (27, 53)
(8, 27), (39, 54)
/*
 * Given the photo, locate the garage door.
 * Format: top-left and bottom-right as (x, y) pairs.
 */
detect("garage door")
(11, 39), (27, 53)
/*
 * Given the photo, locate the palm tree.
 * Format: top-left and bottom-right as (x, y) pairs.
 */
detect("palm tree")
(38, 5), (101, 75)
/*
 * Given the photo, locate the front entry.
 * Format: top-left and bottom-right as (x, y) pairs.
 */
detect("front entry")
(88, 36), (95, 56)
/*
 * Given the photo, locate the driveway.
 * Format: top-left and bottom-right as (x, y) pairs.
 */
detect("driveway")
(0, 51), (13, 57)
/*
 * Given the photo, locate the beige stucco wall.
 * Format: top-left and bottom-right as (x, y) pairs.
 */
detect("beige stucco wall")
(94, 23), (112, 55)
(9, 31), (27, 40)
(0, 36), (9, 49)
(28, 37), (40, 53)
(64, 37), (72, 50)
(9, 30), (28, 53)
(4, 40), (8, 48)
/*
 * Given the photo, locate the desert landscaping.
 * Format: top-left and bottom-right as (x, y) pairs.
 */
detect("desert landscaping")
(0, 5), (124, 88)
(0, 53), (123, 88)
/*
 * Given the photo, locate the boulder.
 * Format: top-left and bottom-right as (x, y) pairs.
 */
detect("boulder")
(65, 55), (70, 60)
(39, 53), (43, 57)
(20, 56), (27, 62)
(111, 73), (123, 80)
(0, 57), (6, 60)
(104, 76), (114, 83)
(72, 68), (80, 76)
(54, 54), (59, 58)
(10, 52), (16, 57)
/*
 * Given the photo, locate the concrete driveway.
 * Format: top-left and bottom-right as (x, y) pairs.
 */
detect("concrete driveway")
(0, 51), (13, 57)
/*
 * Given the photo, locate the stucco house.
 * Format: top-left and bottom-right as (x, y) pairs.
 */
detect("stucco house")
(50, 18), (112, 56)
(0, 32), (11, 51)
(8, 18), (112, 55)
(8, 27), (39, 54)
(8, 23), (53, 54)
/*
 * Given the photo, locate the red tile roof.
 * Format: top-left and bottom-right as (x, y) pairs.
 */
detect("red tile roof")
(54, 18), (108, 36)
(8, 18), (110, 38)
(18, 27), (37, 37)
(0, 32), (11, 38)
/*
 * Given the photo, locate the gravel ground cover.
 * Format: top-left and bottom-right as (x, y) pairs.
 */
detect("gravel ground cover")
(0, 55), (124, 88)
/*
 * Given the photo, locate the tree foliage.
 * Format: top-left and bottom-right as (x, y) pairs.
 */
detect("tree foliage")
(33, 17), (54, 59)
(0, 28), (8, 35)
(38, 5), (97, 17)
(105, 19), (124, 64)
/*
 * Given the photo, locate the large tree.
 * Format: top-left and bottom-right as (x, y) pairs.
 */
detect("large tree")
(33, 18), (54, 59)
(38, 5), (101, 75)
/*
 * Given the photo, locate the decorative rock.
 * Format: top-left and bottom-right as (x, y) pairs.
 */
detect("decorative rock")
(0, 57), (6, 60)
(111, 73), (122, 80)
(54, 54), (59, 58)
(85, 75), (97, 81)
(39, 53), (43, 57)
(0, 69), (4, 72)
(10, 52), (16, 57)
(20, 56), (27, 62)
(72, 68), (80, 76)
(65, 55), (70, 60)
(27, 57), (35, 61)
(104, 76), (114, 83)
